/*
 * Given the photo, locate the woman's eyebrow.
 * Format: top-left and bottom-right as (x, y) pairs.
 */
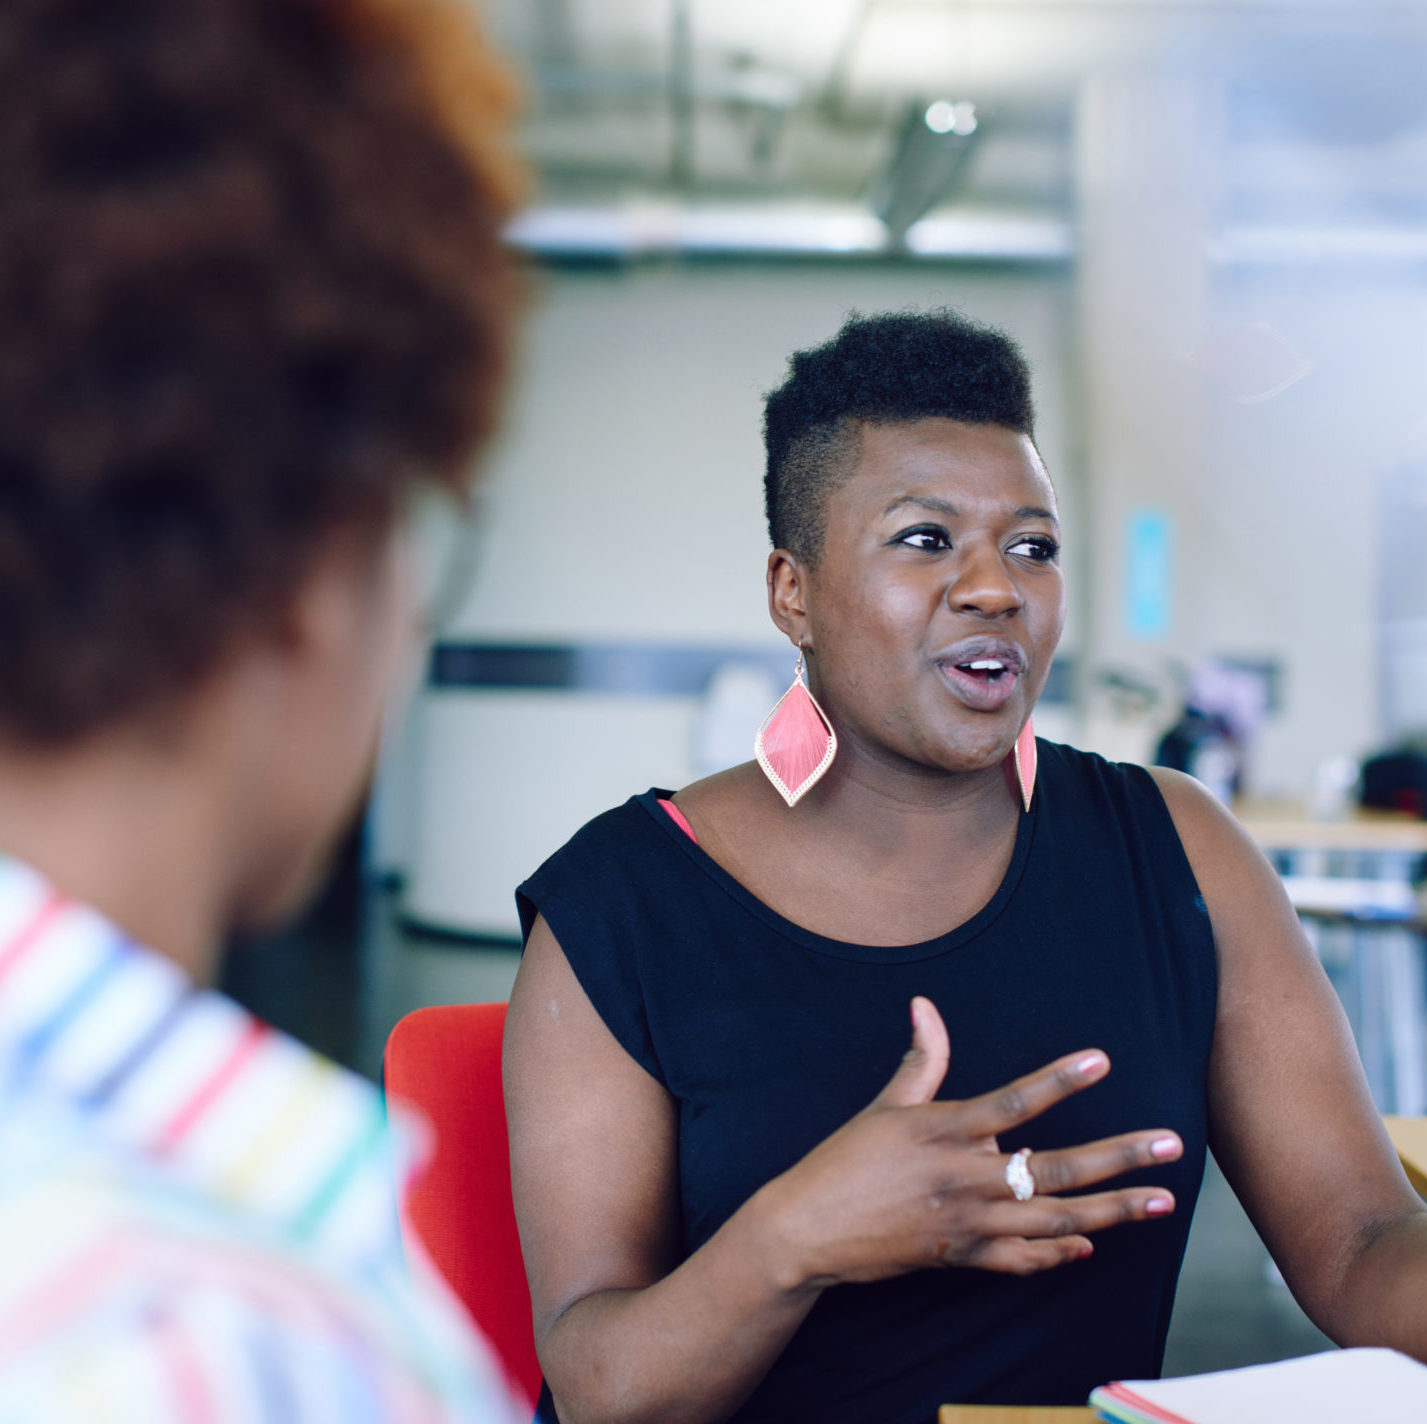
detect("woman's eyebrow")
(882, 494), (959, 518)
(881, 494), (1059, 525)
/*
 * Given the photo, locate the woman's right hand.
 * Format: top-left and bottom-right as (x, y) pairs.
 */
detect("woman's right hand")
(752, 995), (1183, 1290)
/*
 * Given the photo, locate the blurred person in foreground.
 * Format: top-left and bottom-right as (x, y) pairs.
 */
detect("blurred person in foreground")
(0, 0), (523, 1415)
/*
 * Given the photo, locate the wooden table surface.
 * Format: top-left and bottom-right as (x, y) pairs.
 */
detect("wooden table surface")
(1237, 807), (1427, 852)
(938, 1409), (1095, 1423)
(1385, 1115), (1427, 1196)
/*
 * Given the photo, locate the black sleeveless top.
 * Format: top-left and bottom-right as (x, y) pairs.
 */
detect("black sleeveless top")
(516, 741), (1217, 1422)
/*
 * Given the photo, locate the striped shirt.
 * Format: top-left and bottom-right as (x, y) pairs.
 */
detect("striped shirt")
(0, 855), (522, 1422)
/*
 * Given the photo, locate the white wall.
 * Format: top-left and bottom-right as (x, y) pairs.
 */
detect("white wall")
(1070, 71), (1427, 797)
(1200, 271), (1427, 793)
(1077, 260), (1427, 795)
(452, 261), (1080, 644)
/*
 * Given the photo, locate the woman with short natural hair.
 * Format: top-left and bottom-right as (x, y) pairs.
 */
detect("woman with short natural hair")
(507, 309), (1427, 1424)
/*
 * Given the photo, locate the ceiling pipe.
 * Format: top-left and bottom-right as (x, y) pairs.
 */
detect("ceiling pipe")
(868, 98), (984, 248)
(669, 0), (696, 190)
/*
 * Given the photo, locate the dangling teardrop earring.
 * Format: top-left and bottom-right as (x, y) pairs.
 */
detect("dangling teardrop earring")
(754, 647), (837, 807)
(1011, 717), (1037, 812)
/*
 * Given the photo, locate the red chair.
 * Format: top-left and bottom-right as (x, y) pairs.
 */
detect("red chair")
(384, 1002), (542, 1408)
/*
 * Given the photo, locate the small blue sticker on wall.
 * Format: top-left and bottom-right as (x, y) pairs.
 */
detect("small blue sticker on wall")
(1126, 508), (1172, 640)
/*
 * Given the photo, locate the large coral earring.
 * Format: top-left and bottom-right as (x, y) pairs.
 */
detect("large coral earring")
(754, 648), (837, 807)
(1011, 717), (1037, 812)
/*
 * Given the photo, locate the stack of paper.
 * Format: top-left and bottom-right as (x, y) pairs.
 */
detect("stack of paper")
(1090, 1348), (1427, 1424)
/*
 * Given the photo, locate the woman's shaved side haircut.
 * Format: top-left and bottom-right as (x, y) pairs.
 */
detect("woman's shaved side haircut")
(763, 309), (1036, 563)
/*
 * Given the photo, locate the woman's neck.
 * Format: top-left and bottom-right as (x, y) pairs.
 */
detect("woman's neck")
(793, 739), (1020, 870)
(680, 748), (1024, 947)
(0, 732), (238, 985)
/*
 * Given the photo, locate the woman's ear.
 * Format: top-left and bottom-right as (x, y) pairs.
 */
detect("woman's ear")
(766, 548), (811, 648)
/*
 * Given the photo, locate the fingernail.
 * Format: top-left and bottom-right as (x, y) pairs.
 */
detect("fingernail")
(1150, 1136), (1181, 1160)
(1078, 1242), (1094, 1259)
(1075, 1052), (1107, 1077)
(1145, 1196), (1174, 1215)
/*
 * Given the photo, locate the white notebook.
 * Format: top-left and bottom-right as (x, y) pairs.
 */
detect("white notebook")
(1090, 1348), (1427, 1424)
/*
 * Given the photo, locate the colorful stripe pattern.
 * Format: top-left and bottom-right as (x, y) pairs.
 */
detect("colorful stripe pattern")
(0, 856), (519, 1422)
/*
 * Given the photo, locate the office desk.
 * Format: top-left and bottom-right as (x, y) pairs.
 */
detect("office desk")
(1237, 811), (1427, 850)
(1237, 811), (1427, 1118)
(939, 1409), (1095, 1423)
(1385, 1115), (1427, 1196)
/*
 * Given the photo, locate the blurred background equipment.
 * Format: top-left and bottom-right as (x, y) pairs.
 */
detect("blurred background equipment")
(1154, 659), (1273, 805)
(1360, 739), (1427, 820)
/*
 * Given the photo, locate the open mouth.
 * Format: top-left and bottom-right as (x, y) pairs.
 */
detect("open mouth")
(935, 641), (1026, 712)
(953, 657), (1013, 683)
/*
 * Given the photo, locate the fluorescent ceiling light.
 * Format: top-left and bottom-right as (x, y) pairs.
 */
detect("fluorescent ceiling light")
(904, 211), (1072, 260)
(924, 101), (978, 136)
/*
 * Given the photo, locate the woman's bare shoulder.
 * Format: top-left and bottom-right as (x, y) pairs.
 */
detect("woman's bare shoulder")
(668, 763), (801, 887)
(1143, 764), (1305, 956)
(1143, 766), (1267, 883)
(672, 762), (781, 824)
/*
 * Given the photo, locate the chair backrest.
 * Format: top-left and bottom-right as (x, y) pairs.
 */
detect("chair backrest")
(384, 1002), (541, 1407)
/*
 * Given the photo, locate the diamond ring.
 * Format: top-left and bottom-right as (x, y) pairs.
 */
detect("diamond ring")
(1005, 1146), (1035, 1202)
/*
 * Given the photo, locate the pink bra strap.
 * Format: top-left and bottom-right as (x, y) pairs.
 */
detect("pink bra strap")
(658, 798), (699, 845)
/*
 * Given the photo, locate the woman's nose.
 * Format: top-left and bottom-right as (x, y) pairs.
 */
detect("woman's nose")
(946, 544), (1023, 619)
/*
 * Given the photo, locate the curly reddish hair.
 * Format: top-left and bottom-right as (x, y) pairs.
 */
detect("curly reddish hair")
(0, 0), (523, 745)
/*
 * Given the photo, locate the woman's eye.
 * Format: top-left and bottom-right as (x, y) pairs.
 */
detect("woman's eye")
(895, 525), (951, 552)
(1008, 536), (1059, 562)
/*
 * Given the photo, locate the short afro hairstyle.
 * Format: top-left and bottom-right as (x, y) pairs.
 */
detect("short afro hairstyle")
(0, 0), (523, 746)
(762, 308), (1036, 563)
